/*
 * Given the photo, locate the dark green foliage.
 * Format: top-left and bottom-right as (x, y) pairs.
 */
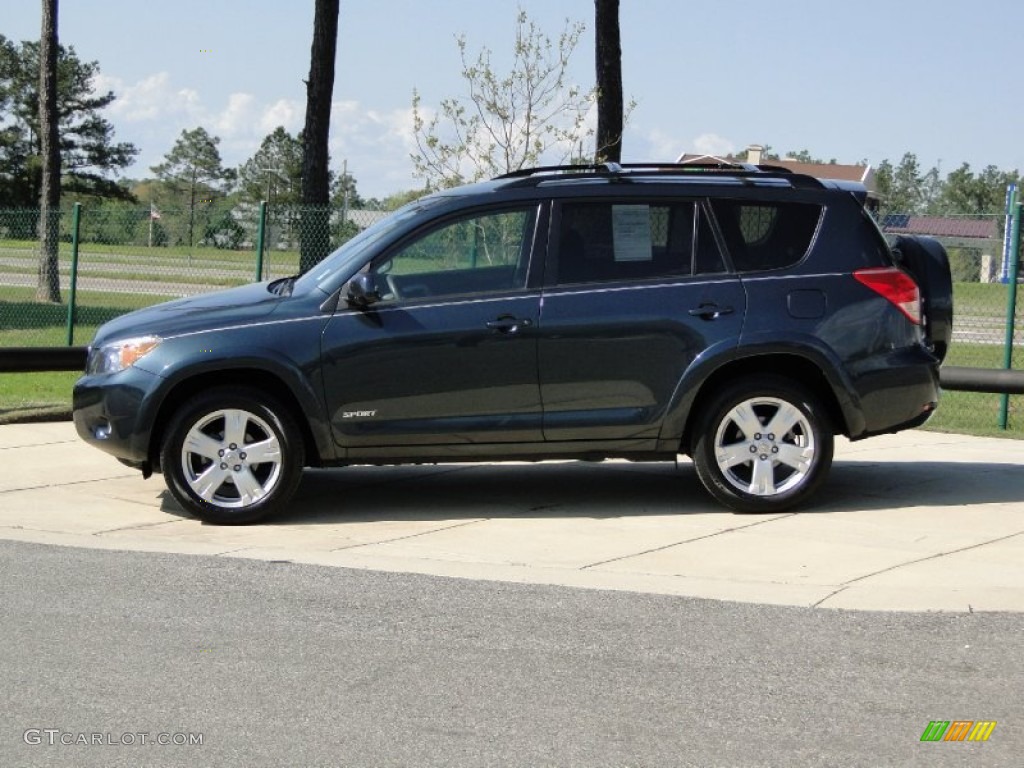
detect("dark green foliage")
(151, 127), (234, 249)
(0, 34), (137, 207)
(875, 153), (1020, 216)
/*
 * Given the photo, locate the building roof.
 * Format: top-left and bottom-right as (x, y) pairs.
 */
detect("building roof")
(762, 160), (871, 184)
(676, 152), (876, 195)
(880, 215), (998, 240)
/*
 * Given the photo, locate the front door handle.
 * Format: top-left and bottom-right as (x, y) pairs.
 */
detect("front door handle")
(486, 316), (533, 334)
(688, 303), (735, 321)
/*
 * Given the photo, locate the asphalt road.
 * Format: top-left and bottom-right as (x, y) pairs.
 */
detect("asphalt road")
(1, 268), (220, 298)
(2, 540), (1020, 768)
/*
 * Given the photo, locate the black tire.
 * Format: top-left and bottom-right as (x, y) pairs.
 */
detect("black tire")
(160, 387), (305, 524)
(691, 376), (833, 513)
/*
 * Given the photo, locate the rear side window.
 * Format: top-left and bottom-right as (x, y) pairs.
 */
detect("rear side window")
(554, 201), (723, 285)
(710, 200), (822, 272)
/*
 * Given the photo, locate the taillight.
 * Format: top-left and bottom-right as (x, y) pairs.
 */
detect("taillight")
(853, 267), (921, 325)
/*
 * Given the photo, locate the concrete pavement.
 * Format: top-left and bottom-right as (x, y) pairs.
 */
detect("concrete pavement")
(1, 422), (1022, 613)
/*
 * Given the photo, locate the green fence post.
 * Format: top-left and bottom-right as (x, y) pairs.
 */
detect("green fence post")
(999, 200), (1022, 429)
(255, 200), (267, 282)
(65, 202), (82, 346)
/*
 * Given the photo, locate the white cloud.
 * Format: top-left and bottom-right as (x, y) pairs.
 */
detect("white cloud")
(326, 103), (425, 193)
(367, 107), (421, 148)
(212, 93), (257, 135)
(692, 132), (736, 159)
(96, 72), (202, 122)
(259, 99), (302, 134)
(631, 129), (739, 164)
(91, 72), (428, 195)
(642, 127), (687, 161)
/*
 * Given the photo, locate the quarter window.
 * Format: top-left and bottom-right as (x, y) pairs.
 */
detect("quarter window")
(709, 200), (822, 272)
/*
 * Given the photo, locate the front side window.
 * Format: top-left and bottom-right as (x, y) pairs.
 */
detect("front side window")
(373, 208), (536, 301)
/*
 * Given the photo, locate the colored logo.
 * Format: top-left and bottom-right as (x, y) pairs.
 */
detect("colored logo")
(920, 721), (996, 742)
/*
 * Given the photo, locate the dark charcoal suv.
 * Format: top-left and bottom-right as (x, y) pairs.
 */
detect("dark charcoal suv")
(73, 163), (953, 523)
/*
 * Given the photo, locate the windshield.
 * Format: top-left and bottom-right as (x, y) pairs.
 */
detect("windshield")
(293, 197), (442, 293)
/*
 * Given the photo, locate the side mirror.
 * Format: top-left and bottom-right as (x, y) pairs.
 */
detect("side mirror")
(345, 273), (381, 308)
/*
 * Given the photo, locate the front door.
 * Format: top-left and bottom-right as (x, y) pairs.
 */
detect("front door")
(321, 205), (544, 451)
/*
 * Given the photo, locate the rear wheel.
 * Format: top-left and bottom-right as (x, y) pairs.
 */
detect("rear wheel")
(160, 387), (304, 524)
(692, 376), (833, 513)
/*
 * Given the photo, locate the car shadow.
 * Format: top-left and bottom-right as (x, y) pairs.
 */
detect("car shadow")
(157, 458), (1024, 524)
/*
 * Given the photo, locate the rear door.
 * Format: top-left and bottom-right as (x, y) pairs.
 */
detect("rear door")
(538, 198), (746, 443)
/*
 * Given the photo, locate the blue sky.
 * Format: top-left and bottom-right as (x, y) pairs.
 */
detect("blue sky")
(5, 0), (1022, 198)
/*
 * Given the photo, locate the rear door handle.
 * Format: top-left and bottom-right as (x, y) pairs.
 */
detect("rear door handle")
(486, 316), (533, 334)
(688, 303), (734, 321)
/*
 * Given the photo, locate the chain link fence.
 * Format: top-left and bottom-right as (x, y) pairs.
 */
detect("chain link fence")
(0, 203), (384, 347)
(2, 203), (1021, 435)
(878, 212), (1022, 437)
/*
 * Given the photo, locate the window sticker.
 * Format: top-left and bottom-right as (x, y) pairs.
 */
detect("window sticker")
(612, 205), (653, 262)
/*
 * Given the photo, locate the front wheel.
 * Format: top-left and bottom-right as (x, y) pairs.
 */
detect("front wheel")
(692, 377), (833, 513)
(160, 387), (305, 524)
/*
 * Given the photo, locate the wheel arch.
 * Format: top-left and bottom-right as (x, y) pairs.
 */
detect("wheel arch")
(147, 367), (327, 472)
(672, 351), (857, 455)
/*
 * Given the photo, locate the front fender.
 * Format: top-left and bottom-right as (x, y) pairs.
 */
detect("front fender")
(135, 329), (336, 463)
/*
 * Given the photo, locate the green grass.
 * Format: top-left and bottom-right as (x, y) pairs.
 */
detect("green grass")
(919, 336), (1022, 439)
(0, 285), (166, 422)
(953, 281), (1019, 306)
(0, 370), (78, 423)
(923, 390), (1020, 438)
(0, 285), (177, 347)
(944, 338), (1017, 369)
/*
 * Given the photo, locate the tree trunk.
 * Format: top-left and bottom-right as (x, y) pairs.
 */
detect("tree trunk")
(595, 0), (623, 164)
(300, 0), (339, 273)
(37, 0), (61, 303)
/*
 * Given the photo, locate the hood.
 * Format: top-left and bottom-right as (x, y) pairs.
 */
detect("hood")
(90, 281), (288, 346)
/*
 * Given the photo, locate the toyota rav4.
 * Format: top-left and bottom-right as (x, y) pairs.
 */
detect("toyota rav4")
(73, 162), (953, 524)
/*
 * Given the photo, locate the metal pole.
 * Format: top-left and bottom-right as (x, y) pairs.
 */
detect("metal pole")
(1001, 183), (1017, 283)
(999, 200), (1021, 429)
(341, 159), (350, 236)
(65, 202), (82, 346)
(255, 200), (267, 282)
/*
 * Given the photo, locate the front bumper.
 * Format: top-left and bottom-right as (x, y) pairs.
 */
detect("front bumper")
(73, 365), (162, 466)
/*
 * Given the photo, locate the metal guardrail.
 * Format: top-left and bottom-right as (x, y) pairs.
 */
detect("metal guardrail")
(1, 349), (1022, 394)
(0, 346), (87, 372)
(940, 366), (1024, 394)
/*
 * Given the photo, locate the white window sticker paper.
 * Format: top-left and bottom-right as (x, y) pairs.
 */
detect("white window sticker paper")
(612, 205), (653, 262)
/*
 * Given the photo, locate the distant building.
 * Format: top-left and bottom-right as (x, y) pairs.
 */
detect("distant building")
(677, 144), (878, 207)
(878, 215), (997, 245)
(676, 144), (1003, 281)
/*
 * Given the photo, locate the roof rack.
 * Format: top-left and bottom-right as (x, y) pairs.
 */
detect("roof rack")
(495, 162), (823, 189)
(496, 162), (624, 179)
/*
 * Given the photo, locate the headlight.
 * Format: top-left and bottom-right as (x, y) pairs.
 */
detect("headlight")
(86, 335), (161, 375)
